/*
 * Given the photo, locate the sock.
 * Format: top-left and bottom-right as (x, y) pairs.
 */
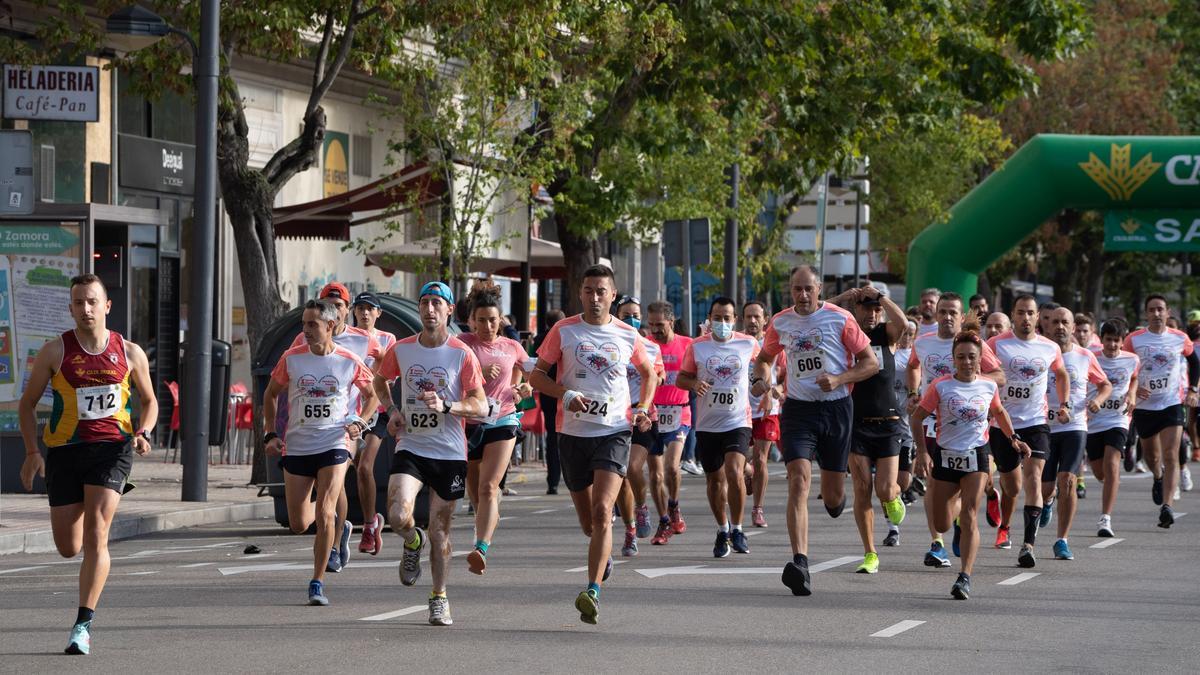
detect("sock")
(793, 553), (808, 567)
(587, 582), (601, 598)
(430, 590), (446, 599)
(731, 523), (742, 532)
(1023, 505), (1042, 546)
(474, 539), (489, 555)
(660, 515), (670, 524)
(718, 522), (729, 533)
(626, 523), (635, 533)
(888, 523), (900, 533)
(404, 529), (422, 551)
(76, 607), (94, 625)
(933, 537), (944, 547)
(668, 499), (678, 509)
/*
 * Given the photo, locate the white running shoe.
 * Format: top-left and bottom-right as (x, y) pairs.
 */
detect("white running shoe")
(1097, 514), (1114, 538)
(681, 459), (703, 476)
(1182, 466), (1194, 492)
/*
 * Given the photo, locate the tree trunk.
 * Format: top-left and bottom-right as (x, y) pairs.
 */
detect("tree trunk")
(556, 212), (598, 315)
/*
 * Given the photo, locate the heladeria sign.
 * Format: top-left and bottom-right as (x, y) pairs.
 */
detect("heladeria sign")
(2, 65), (100, 122)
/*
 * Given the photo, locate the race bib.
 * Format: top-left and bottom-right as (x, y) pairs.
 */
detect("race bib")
(404, 396), (443, 435)
(657, 405), (684, 432)
(923, 415), (937, 438)
(788, 350), (826, 381)
(77, 384), (121, 421)
(572, 392), (624, 425)
(299, 397), (335, 422)
(479, 396), (503, 424)
(706, 387), (739, 412)
(940, 446), (978, 472)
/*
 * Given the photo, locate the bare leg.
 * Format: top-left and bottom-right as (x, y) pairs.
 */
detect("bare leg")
(820, 468), (846, 512)
(310, 463), (348, 582)
(569, 471), (624, 586)
(427, 493), (456, 594)
(49, 503), (85, 559)
(706, 471), (727, 524)
(849, 454), (875, 553)
(77, 487), (121, 609)
(1157, 427), (1183, 507)
(387, 473), (425, 543)
(664, 439), (685, 501)
(958, 474), (987, 575)
(616, 478), (636, 527)
(999, 469), (1021, 527)
(785, 459), (812, 555)
(1056, 471), (1078, 540)
(724, 453), (747, 527)
(283, 471), (317, 534)
(473, 437), (516, 545)
(647, 454), (668, 517)
(356, 435), (381, 519)
(751, 439), (770, 508)
(628, 444), (649, 507)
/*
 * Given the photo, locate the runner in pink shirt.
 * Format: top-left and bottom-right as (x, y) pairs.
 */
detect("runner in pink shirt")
(646, 300), (694, 540)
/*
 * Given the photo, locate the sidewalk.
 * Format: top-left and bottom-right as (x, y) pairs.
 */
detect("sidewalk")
(0, 448), (551, 556)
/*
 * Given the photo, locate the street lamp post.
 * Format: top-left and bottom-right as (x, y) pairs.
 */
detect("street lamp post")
(108, 3), (219, 502)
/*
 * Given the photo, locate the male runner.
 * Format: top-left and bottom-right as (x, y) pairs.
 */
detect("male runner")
(1087, 318), (1139, 537)
(987, 295), (1070, 567)
(1074, 313), (1102, 351)
(19, 273), (158, 655)
(677, 297), (759, 557)
(969, 294), (990, 322)
(742, 300), (783, 528)
(752, 265), (878, 596)
(832, 285), (908, 572)
(1125, 294), (1199, 528)
(1043, 308), (1110, 561)
(1037, 302), (1060, 336)
(916, 288), (940, 337)
(263, 299), (377, 607)
(889, 319), (918, 544)
(645, 300), (693, 541)
(351, 292), (397, 555)
(985, 312), (1011, 340)
(374, 281), (488, 626)
(616, 297), (664, 550)
(530, 264), (655, 625)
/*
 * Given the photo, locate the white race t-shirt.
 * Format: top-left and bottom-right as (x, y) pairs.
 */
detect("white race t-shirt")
(920, 375), (1002, 453)
(270, 344), (375, 456)
(987, 331), (1064, 429)
(1047, 344), (1108, 433)
(1125, 328), (1193, 411)
(682, 332), (760, 433)
(1089, 350), (1140, 433)
(760, 303), (870, 402)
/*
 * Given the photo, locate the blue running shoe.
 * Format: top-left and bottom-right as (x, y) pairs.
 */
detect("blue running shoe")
(952, 519), (961, 558)
(326, 547), (342, 573)
(308, 579), (329, 606)
(924, 541), (951, 568)
(338, 519), (352, 569)
(1039, 501), (1054, 529)
(1053, 539), (1073, 560)
(64, 621), (91, 655)
(713, 531), (731, 558)
(730, 529), (750, 554)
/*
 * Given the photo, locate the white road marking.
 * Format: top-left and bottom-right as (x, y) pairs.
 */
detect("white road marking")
(127, 571), (159, 576)
(178, 562), (216, 568)
(532, 509), (557, 514)
(636, 556), (860, 579)
(219, 559), (401, 576)
(744, 530), (765, 537)
(1089, 538), (1124, 549)
(565, 560), (627, 573)
(997, 572), (1040, 586)
(0, 566), (47, 575)
(501, 496), (540, 502)
(808, 556), (863, 573)
(498, 516), (515, 521)
(1174, 512), (1188, 519)
(871, 620), (926, 638)
(359, 605), (427, 621)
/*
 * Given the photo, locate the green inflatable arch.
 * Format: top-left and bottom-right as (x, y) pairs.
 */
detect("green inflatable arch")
(905, 134), (1200, 305)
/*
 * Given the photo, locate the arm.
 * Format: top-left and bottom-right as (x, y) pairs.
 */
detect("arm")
(751, 352), (774, 397)
(910, 404), (932, 478)
(1187, 349), (1199, 407)
(905, 358), (922, 413)
(675, 369), (710, 396)
(1053, 363), (1072, 423)
(262, 378), (285, 455)
(440, 386), (488, 419)
(879, 295), (907, 345)
(125, 341), (160, 455)
(635, 357), (657, 410)
(820, 344), (878, 392)
(18, 339), (60, 491)
(980, 344), (1005, 386)
(1085, 355), (1112, 413)
(510, 363), (532, 400)
(991, 402), (1032, 458)
(1124, 369), (1138, 415)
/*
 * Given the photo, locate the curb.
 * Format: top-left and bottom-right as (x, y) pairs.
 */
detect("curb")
(0, 500), (275, 556)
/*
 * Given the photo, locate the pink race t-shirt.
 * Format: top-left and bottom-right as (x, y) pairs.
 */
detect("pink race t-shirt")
(458, 333), (529, 423)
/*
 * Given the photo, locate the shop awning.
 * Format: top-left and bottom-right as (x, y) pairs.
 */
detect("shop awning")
(272, 161), (446, 240)
(366, 235), (607, 280)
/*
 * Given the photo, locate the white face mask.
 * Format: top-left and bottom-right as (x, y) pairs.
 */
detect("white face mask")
(711, 320), (734, 340)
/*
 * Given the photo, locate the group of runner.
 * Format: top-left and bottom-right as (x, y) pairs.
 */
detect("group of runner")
(15, 263), (1200, 651)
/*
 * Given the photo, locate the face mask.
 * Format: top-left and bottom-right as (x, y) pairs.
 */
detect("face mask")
(623, 316), (641, 330)
(711, 321), (733, 340)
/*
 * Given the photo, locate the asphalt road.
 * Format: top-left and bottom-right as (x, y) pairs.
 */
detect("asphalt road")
(2, 468), (1198, 673)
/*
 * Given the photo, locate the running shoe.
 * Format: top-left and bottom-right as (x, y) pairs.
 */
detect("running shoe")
(951, 519), (961, 558)
(467, 547), (487, 575)
(752, 506), (767, 528)
(730, 529), (750, 554)
(547, 486), (558, 495)
(575, 590), (599, 625)
(924, 541), (951, 568)
(1076, 477), (1086, 499)
(1053, 539), (1073, 560)
(428, 596), (452, 626)
(338, 519), (353, 569)
(360, 512), (384, 555)
(882, 527), (900, 547)
(64, 621), (91, 655)
(1183, 466), (1194, 492)
(883, 497), (906, 526)
(769, 446), (782, 462)
(1152, 477), (1164, 505)
(1159, 504), (1175, 529)
(951, 572), (971, 600)
(1135, 459), (1149, 474)
(1173, 487), (1181, 501)
(744, 470), (753, 496)
(1097, 514), (1114, 538)
(308, 580), (329, 606)
(911, 476), (927, 496)
(1124, 445), (1136, 472)
(825, 497), (846, 519)
(602, 556), (614, 581)
(651, 520), (673, 545)
(359, 520), (376, 554)
(713, 531), (731, 558)
(1039, 502), (1054, 529)
(995, 525), (1012, 549)
(635, 504), (651, 538)
(782, 560), (813, 596)
(1017, 546), (1036, 568)
(856, 551), (880, 574)
(669, 505), (687, 534)
(621, 528), (639, 557)
(325, 547), (342, 574)
(985, 486), (1001, 527)
(901, 487), (916, 505)
(681, 459), (703, 476)
(399, 527), (425, 586)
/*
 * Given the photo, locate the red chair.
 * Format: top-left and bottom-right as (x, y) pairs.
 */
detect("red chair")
(519, 398), (545, 463)
(165, 381), (181, 462)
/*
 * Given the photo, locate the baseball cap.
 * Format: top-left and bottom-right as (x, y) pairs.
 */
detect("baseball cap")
(418, 281), (455, 304)
(1187, 309), (1200, 323)
(319, 282), (351, 302)
(353, 292), (381, 309)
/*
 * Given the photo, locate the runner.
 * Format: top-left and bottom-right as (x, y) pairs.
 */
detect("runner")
(1037, 302), (1060, 336)
(677, 297), (759, 558)
(529, 264), (656, 624)
(889, 318), (919, 546)
(458, 284), (532, 575)
(916, 288), (940, 337)
(751, 265), (879, 596)
(969, 294), (990, 322)
(18, 273), (159, 655)
(985, 312), (1011, 340)
(1125, 294), (1199, 528)
(351, 292), (397, 556)
(742, 300), (784, 528)
(373, 281), (488, 626)
(833, 285), (907, 573)
(263, 298), (377, 607)
(1087, 318), (1139, 537)
(1043, 308), (1111, 561)
(912, 329), (1031, 600)
(645, 300), (693, 542)
(987, 295), (1070, 567)
(905, 293), (1003, 568)
(615, 296), (665, 551)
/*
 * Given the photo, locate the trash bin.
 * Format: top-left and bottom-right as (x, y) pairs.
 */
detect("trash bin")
(179, 338), (232, 446)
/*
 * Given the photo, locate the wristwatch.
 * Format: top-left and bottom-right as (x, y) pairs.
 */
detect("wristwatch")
(441, 400), (453, 415)
(137, 429), (152, 443)
(1010, 432), (1023, 443)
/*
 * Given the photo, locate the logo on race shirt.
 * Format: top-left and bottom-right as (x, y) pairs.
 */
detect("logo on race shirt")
(575, 340), (624, 376)
(705, 354), (742, 382)
(297, 373), (338, 397)
(924, 353), (953, 379)
(71, 354), (86, 365)
(1137, 347), (1173, 371)
(789, 329), (823, 352)
(406, 365), (450, 397)
(1078, 144), (1161, 201)
(109, 352), (118, 364)
(1008, 356), (1047, 382)
(1102, 366), (1128, 387)
(947, 394), (988, 424)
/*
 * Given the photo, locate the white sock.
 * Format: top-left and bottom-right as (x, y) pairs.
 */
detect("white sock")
(718, 522), (729, 533)
(731, 523), (742, 532)
(889, 523), (900, 533)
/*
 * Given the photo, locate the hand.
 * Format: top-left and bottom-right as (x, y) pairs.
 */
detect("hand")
(132, 435), (152, 456)
(750, 379), (768, 397)
(1137, 387), (1150, 401)
(906, 393), (919, 416)
(1087, 399), (1101, 414)
(772, 385), (785, 400)
(913, 451), (931, 479)
(346, 421), (364, 441)
(815, 373), (840, 393)
(1123, 398), (1136, 415)
(387, 411), (404, 436)
(633, 409), (651, 431)
(694, 380), (712, 397)
(418, 390), (442, 411)
(513, 383), (533, 400)
(1055, 407), (1071, 424)
(567, 394), (590, 413)
(484, 364), (503, 381)
(20, 452), (45, 492)
(1014, 440), (1032, 459)
(1188, 391), (1199, 408)
(265, 438), (285, 456)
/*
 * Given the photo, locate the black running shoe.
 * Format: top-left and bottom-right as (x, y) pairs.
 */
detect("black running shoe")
(1017, 546), (1036, 569)
(825, 497), (846, 519)
(951, 573), (971, 600)
(782, 561), (812, 596)
(1152, 477), (1164, 506)
(882, 529), (900, 547)
(1159, 504), (1175, 529)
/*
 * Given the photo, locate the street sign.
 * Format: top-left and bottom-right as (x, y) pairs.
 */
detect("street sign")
(2, 65), (100, 122)
(0, 131), (34, 215)
(1104, 210), (1200, 252)
(662, 218), (711, 267)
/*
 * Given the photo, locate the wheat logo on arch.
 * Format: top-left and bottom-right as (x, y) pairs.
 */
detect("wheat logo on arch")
(1078, 143), (1162, 201)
